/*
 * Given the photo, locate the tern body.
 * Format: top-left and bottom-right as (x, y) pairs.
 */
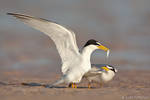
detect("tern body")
(7, 13), (109, 87)
(83, 64), (117, 87)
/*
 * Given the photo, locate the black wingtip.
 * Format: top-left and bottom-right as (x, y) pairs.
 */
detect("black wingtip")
(7, 12), (14, 15)
(7, 13), (20, 16)
(6, 12), (36, 19)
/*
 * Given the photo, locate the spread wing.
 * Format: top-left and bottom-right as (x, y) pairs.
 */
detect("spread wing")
(8, 13), (80, 74)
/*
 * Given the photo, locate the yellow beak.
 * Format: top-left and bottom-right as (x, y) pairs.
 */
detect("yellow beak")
(101, 66), (109, 71)
(97, 45), (110, 57)
(97, 45), (109, 52)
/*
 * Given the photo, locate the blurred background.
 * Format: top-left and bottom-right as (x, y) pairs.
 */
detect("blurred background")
(0, 0), (150, 77)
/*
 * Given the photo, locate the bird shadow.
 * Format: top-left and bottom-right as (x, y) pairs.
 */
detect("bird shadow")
(21, 82), (96, 89)
(0, 81), (7, 85)
(0, 81), (96, 89)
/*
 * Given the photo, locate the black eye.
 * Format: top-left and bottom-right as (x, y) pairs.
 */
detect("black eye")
(111, 68), (117, 73)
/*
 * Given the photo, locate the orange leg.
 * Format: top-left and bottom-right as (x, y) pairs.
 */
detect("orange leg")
(88, 83), (91, 89)
(68, 83), (77, 88)
(74, 83), (77, 88)
(71, 83), (74, 88)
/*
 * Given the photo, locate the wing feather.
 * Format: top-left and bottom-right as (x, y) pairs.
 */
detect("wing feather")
(7, 13), (80, 74)
(84, 65), (106, 77)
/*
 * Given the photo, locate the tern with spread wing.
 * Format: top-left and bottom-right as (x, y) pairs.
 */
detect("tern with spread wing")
(7, 13), (109, 88)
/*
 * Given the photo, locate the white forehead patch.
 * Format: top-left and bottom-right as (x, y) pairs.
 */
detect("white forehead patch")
(107, 65), (113, 69)
(96, 42), (101, 45)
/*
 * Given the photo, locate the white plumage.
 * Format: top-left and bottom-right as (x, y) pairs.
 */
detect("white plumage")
(8, 13), (109, 87)
(83, 64), (117, 88)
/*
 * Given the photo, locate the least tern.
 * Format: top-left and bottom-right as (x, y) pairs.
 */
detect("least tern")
(83, 64), (117, 88)
(7, 13), (109, 88)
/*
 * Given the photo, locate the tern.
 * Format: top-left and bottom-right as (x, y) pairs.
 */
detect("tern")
(7, 13), (109, 88)
(83, 64), (117, 88)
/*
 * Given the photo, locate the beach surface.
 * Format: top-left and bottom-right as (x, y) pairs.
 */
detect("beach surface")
(0, 70), (150, 100)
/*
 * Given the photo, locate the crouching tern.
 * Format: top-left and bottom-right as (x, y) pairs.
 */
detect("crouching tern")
(7, 13), (109, 88)
(83, 64), (117, 88)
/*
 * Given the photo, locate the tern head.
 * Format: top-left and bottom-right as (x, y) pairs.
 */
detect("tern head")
(84, 39), (110, 57)
(102, 65), (117, 73)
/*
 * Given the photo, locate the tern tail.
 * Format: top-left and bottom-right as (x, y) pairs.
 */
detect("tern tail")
(52, 79), (64, 86)
(44, 79), (64, 88)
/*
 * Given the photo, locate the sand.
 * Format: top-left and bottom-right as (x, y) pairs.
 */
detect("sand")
(0, 70), (150, 100)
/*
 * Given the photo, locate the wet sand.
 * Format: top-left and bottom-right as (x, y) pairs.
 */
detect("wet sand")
(0, 70), (150, 100)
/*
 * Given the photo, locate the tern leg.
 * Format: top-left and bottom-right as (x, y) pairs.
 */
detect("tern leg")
(88, 83), (91, 89)
(74, 83), (77, 88)
(68, 83), (77, 88)
(71, 83), (74, 88)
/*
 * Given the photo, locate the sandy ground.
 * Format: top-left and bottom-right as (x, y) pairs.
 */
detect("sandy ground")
(0, 70), (150, 100)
